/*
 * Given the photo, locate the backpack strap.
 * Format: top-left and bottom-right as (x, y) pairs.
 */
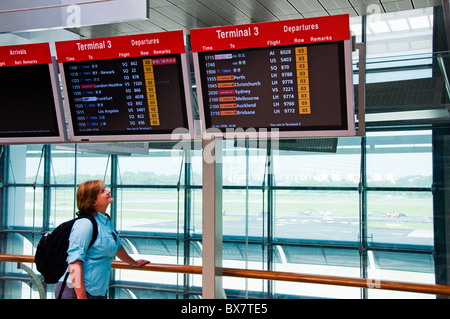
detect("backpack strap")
(57, 272), (70, 299)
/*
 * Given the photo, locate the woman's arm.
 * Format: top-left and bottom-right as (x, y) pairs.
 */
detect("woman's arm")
(68, 260), (87, 299)
(116, 246), (150, 267)
(66, 218), (93, 299)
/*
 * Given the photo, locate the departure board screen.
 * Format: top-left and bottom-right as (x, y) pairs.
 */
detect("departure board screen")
(191, 14), (355, 138)
(62, 55), (187, 136)
(56, 31), (193, 142)
(0, 43), (65, 144)
(197, 41), (347, 131)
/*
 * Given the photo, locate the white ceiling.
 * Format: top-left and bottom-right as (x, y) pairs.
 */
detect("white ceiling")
(0, 0), (442, 43)
(70, 0), (443, 38)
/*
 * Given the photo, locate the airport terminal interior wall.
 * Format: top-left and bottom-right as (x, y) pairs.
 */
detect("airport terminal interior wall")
(0, 6), (449, 299)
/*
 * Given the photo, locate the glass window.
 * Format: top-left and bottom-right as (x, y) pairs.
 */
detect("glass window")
(367, 191), (433, 246)
(274, 190), (360, 242)
(75, 149), (111, 184)
(366, 131), (432, 188)
(223, 189), (264, 238)
(273, 246), (361, 299)
(190, 188), (203, 236)
(3, 232), (36, 256)
(116, 188), (184, 234)
(366, 7), (433, 83)
(7, 186), (43, 229)
(50, 187), (76, 228)
(273, 137), (361, 187)
(190, 148), (203, 186)
(113, 238), (201, 298)
(8, 145), (45, 185)
(222, 242), (267, 298)
(117, 148), (184, 186)
(223, 141), (267, 187)
(50, 145), (76, 185)
(367, 250), (435, 298)
(0, 279), (43, 299)
(365, 130), (433, 247)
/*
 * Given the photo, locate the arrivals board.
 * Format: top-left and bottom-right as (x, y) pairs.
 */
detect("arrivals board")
(0, 42), (66, 144)
(190, 14), (355, 138)
(56, 31), (194, 142)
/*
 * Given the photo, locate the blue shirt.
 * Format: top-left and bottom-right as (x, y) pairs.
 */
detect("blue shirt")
(65, 213), (122, 296)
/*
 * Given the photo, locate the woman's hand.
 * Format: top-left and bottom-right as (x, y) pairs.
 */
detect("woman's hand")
(131, 259), (150, 267)
(116, 246), (150, 267)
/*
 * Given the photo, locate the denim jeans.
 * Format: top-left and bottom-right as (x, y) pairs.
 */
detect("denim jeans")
(54, 280), (107, 299)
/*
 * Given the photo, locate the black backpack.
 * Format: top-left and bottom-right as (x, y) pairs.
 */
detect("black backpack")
(35, 214), (98, 284)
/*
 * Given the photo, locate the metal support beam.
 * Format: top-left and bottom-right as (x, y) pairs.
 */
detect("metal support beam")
(443, 0), (450, 48)
(265, 146), (274, 297)
(43, 145), (51, 232)
(0, 146), (7, 232)
(432, 128), (450, 299)
(110, 154), (118, 229)
(355, 41), (366, 137)
(17, 262), (46, 299)
(183, 150), (192, 298)
(202, 137), (223, 299)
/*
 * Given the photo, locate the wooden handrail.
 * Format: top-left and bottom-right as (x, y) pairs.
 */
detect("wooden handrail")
(221, 267), (450, 297)
(112, 259), (202, 274)
(1, 254), (450, 297)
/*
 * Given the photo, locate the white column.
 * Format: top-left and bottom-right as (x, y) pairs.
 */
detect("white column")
(202, 137), (223, 299)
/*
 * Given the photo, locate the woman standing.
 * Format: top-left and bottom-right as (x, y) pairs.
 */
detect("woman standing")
(55, 180), (149, 299)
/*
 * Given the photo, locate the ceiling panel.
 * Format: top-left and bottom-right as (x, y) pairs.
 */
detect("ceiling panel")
(65, 0), (442, 39)
(167, 0), (199, 5)
(289, 0), (326, 13)
(257, 0), (300, 16)
(153, 5), (199, 28)
(412, 0), (443, 9)
(198, 0), (249, 25)
(320, 0), (353, 10)
(0, 0), (440, 48)
(349, 0), (382, 7)
(302, 10), (330, 18)
(127, 19), (165, 34)
(149, 0), (172, 8)
(327, 7), (360, 16)
(385, 2), (414, 12)
(72, 24), (122, 38)
(227, 0), (278, 23)
(177, 2), (232, 26)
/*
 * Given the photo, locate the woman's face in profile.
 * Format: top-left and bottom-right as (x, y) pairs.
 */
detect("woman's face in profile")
(93, 186), (113, 213)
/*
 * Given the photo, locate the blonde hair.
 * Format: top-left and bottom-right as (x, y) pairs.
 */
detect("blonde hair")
(76, 180), (104, 215)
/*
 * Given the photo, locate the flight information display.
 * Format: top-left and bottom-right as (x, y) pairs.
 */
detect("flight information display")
(0, 43), (65, 144)
(191, 14), (355, 139)
(56, 31), (193, 142)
